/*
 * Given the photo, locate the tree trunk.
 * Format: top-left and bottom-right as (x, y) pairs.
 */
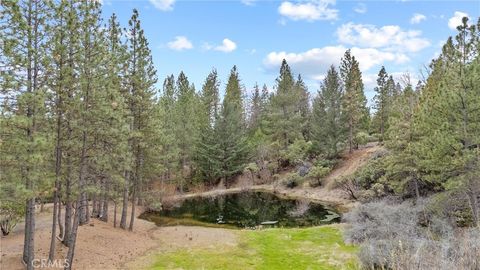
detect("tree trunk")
(129, 188), (136, 231)
(120, 171), (129, 229)
(58, 199), (64, 240)
(63, 162), (73, 247)
(92, 193), (97, 218)
(101, 180), (109, 222)
(64, 197), (81, 270)
(49, 110), (63, 260)
(349, 119), (353, 153)
(78, 130), (88, 225)
(23, 198), (35, 270)
(113, 202), (117, 228)
(84, 193), (90, 224)
(48, 185), (59, 262)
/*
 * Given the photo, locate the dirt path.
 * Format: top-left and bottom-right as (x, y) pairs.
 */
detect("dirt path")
(324, 142), (382, 188)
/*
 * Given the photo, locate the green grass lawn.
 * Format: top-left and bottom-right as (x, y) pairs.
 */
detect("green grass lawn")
(147, 225), (358, 270)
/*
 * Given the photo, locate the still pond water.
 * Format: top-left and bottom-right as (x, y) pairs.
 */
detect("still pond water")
(140, 191), (340, 228)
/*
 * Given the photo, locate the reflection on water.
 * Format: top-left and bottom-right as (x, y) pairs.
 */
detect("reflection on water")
(140, 191), (340, 228)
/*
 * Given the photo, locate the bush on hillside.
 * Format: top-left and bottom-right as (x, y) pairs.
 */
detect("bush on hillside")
(281, 172), (305, 189)
(280, 139), (312, 166)
(306, 165), (331, 187)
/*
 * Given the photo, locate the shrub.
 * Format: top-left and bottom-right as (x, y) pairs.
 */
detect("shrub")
(315, 158), (338, 168)
(280, 139), (312, 166)
(335, 176), (361, 200)
(344, 198), (480, 270)
(354, 131), (369, 147)
(306, 165), (331, 187)
(281, 172), (304, 189)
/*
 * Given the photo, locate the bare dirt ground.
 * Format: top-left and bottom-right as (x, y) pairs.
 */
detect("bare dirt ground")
(1, 205), (159, 270)
(0, 143), (382, 270)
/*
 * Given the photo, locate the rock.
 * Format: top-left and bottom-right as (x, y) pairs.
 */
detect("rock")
(297, 162), (312, 177)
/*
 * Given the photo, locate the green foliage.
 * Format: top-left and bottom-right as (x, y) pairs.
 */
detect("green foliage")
(280, 139), (312, 166)
(215, 66), (250, 185)
(340, 50), (369, 153)
(353, 131), (369, 147)
(307, 165), (331, 187)
(372, 67), (396, 141)
(281, 172), (305, 188)
(264, 60), (309, 150)
(194, 69), (222, 184)
(312, 65), (345, 158)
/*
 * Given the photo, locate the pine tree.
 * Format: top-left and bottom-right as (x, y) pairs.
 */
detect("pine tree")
(0, 1), (52, 268)
(174, 71), (199, 189)
(373, 66), (396, 141)
(92, 13), (131, 225)
(384, 83), (422, 199)
(194, 70), (222, 184)
(312, 65), (345, 158)
(248, 83), (262, 131)
(266, 60), (305, 150)
(45, 0), (72, 259)
(340, 50), (369, 153)
(158, 75), (180, 184)
(412, 17), (480, 226)
(216, 66), (249, 186)
(66, 1), (107, 267)
(123, 8), (158, 231)
(295, 75), (311, 141)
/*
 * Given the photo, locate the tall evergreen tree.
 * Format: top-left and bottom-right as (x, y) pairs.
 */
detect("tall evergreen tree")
(384, 84), (422, 199)
(194, 70), (222, 184)
(266, 60), (305, 150)
(158, 75), (180, 184)
(295, 75), (311, 141)
(412, 17), (480, 226)
(340, 50), (369, 153)
(0, 1), (52, 268)
(216, 66), (249, 186)
(373, 66), (396, 141)
(312, 65), (345, 158)
(174, 71), (199, 188)
(123, 8), (158, 231)
(65, 1), (107, 267)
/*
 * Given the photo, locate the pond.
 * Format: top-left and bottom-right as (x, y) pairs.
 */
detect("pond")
(140, 191), (340, 228)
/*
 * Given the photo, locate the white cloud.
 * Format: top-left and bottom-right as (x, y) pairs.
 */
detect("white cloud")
(410, 13), (426, 24)
(201, 42), (213, 51)
(149, 0), (175, 11)
(263, 46), (409, 80)
(278, 0), (338, 22)
(167, 36), (193, 51)
(448, 11), (469, 30)
(354, 3), (367, 14)
(214, 38), (237, 53)
(337, 22), (430, 52)
(241, 0), (256, 6)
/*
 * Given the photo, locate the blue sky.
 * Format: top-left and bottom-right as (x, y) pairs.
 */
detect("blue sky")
(101, 0), (480, 103)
